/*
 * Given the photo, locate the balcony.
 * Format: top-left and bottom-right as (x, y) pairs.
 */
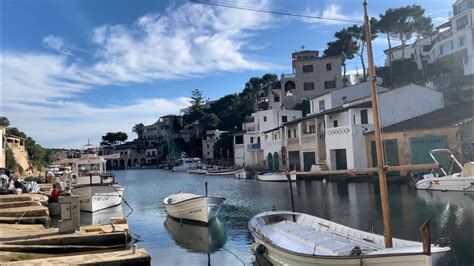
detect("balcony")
(247, 143), (261, 151)
(244, 124), (259, 132)
(281, 73), (295, 79)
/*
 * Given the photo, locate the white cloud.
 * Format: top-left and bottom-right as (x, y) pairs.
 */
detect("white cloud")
(301, 4), (361, 26)
(2, 0), (273, 148)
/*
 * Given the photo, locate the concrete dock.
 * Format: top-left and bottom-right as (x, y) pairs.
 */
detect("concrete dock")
(0, 194), (151, 265)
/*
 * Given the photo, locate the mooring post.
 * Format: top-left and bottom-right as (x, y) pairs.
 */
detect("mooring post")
(205, 181), (208, 197)
(285, 171), (296, 222)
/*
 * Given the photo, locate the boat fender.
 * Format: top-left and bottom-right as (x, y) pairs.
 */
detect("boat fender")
(350, 246), (363, 256)
(435, 237), (450, 247)
(251, 243), (266, 255)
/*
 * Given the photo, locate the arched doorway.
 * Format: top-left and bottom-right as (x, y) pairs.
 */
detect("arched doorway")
(119, 159), (125, 169)
(267, 153), (274, 172)
(140, 158), (146, 166)
(273, 152), (280, 171)
(284, 80), (296, 95)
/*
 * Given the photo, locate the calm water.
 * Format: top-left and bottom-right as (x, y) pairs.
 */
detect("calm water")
(84, 169), (473, 265)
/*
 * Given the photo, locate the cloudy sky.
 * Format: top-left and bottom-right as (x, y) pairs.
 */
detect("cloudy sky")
(1, 0), (451, 148)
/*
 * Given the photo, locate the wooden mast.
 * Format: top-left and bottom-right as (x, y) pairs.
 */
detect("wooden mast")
(363, 0), (393, 248)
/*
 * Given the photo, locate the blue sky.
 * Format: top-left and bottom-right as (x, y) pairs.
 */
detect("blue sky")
(1, 0), (452, 148)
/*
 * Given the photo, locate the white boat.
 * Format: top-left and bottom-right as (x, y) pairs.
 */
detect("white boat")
(187, 168), (209, 174)
(163, 192), (225, 223)
(257, 172), (296, 182)
(172, 158), (200, 172)
(73, 184), (124, 212)
(164, 216), (227, 253)
(55, 144), (124, 212)
(416, 149), (474, 192)
(234, 169), (249, 179)
(249, 211), (451, 266)
(207, 167), (242, 176)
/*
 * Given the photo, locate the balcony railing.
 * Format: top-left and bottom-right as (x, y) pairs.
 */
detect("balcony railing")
(244, 124), (259, 132)
(281, 73), (295, 79)
(325, 124), (374, 137)
(247, 143), (261, 151)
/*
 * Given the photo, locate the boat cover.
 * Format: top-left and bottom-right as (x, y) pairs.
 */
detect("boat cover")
(461, 162), (474, 177)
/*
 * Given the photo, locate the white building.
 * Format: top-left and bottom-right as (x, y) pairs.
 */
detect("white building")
(309, 82), (389, 115)
(202, 129), (227, 162)
(385, 0), (474, 78)
(234, 109), (302, 167)
(324, 84), (444, 170)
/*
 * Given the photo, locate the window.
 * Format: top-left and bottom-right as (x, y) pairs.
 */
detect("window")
(333, 120), (338, 127)
(288, 129), (291, 138)
(207, 151), (210, 155)
(257, 137), (261, 143)
(207, 144), (209, 148)
(459, 35), (466, 47)
(457, 15), (469, 30)
(293, 129), (297, 138)
(304, 82), (315, 90)
(360, 109), (368, 124)
(309, 125), (316, 133)
(263, 116), (267, 122)
(319, 100), (325, 111)
(439, 41), (454, 55)
(274, 95), (280, 102)
(324, 81), (336, 89)
(250, 137), (254, 144)
(326, 63), (332, 71)
(235, 135), (244, 144)
(458, 1), (469, 13)
(302, 65), (313, 73)
(282, 116), (288, 123)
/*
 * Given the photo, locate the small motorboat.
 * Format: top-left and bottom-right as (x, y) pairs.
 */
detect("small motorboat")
(172, 158), (201, 172)
(416, 149), (474, 192)
(249, 211), (451, 266)
(163, 192), (225, 224)
(257, 172), (296, 182)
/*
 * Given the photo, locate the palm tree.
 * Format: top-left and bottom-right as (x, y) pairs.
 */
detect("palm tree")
(132, 123), (145, 139)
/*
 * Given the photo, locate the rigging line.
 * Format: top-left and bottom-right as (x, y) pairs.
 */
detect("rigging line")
(190, 0), (363, 24)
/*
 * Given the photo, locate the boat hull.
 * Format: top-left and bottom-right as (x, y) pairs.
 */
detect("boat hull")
(164, 195), (225, 223)
(207, 169), (242, 176)
(257, 173), (296, 182)
(249, 211), (450, 266)
(235, 170), (248, 179)
(415, 176), (474, 192)
(73, 184), (124, 212)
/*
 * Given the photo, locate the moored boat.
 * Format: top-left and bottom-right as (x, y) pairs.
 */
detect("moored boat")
(257, 172), (296, 182)
(234, 169), (249, 179)
(163, 192), (225, 223)
(172, 158), (201, 172)
(249, 211), (451, 266)
(416, 149), (474, 192)
(207, 167), (242, 176)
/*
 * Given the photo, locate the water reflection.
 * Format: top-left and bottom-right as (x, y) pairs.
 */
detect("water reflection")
(163, 217), (227, 254)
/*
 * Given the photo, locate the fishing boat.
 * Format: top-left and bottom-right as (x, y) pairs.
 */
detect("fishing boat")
(172, 158), (200, 172)
(187, 168), (209, 174)
(249, 211), (451, 265)
(416, 149), (474, 192)
(55, 144), (124, 212)
(207, 166), (242, 176)
(248, 2), (452, 264)
(257, 172), (296, 182)
(163, 184), (225, 223)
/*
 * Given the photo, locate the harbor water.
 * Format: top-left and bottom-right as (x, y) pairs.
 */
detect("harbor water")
(83, 169), (473, 265)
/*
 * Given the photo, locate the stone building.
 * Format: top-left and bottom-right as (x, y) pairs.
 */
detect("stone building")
(365, 101), (474, 175)
(0, 126), (5, 168)
(269, 49), (343, 110)
(202, 129), (227, 162)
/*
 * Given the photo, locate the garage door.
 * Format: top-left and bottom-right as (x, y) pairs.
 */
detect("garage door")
(410, 136), (448, 169)
(303, 152), (316, 172)
(288, 151), (300, 171)
(371, 139), (400, 167)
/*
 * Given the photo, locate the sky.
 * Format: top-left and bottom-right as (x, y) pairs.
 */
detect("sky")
(1, 0), (452, 148)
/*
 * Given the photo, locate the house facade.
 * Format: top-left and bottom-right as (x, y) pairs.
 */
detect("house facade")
(202, 129), (227, 162)
(234, 109), (302, 168)
(324, 85), (444, 170)
(268, 50), (343, 110)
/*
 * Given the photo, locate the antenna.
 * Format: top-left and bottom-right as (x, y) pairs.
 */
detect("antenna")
(301, 45), (305, 50)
